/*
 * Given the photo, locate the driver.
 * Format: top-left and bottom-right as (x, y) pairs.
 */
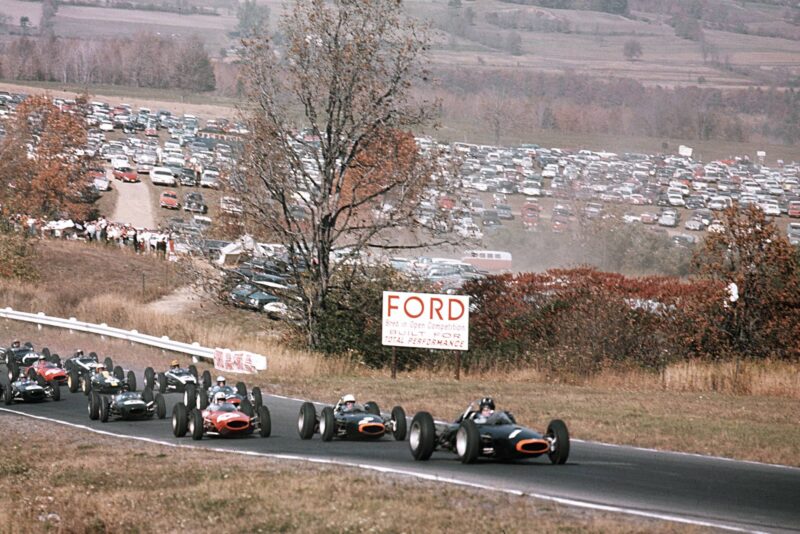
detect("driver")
(210, 391), (227, 410)
(338, 394), (356, 412)
(170, 359), (180, 371)
(37, 354), (47, 366)
(478, 397), (495, 418)
(11, 339), (20, 349)
(74, 349), (84, 358)
(216, 376), (226, 388)
(95, 362), (111, 378)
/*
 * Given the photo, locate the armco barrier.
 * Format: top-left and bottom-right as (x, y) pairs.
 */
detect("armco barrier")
(0, 307), (214, 361)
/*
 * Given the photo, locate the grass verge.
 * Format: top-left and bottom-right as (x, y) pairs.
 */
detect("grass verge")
(0, 417), (696, 533)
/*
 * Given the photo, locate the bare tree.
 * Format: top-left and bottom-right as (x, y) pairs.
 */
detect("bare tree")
(238, 0), (446, 348)
(623, 39), (643, 61)
(481, 89), (517, 146)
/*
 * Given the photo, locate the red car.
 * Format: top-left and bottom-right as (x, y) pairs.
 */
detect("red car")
(172, 400), (271, 440)
(159, 190), (179, 209)
(23, 360), (67, 386)
(788, 201), (800, 218)
(113, 166), (139, 183)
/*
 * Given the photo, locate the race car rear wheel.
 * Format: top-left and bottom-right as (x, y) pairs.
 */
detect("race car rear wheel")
(155, 394), (166, 419)
(42, 347), (50, 359)
(201, 370), (212, 391)
(3, 385), (13, 405)
(113, 366), (124, 381)
(456, 420), (480, 464)
(365, 401), (380, 415)
(27, 367), (37, 380)
(197, 388), (208, 410)
(126, 371), (137, 392)
(391, 406), (407, 441)
(142, 387), (154, 404)
(188, 365), (198, 379)
(50, 381), (60, 401)
(320, 407), (335, 442)
(81, 375), (92, 396)
(104, 357), (114, 372)
(88, 392), (100, 420)
(89, 351), (98, 360)
(251, 387), (263, 411)
(99, 396), (110, 422)
(35, 374), (46, 388)
(157, 372), (167, 394)
(409, 412), (435, 461)
(144, 367), (155, 390)
(241, 398), (254, 417)
(236, 381), (247, 398)
(546, 419), (570, 465)
(50, 353), (61, 366)
(183, 384), (197, 410)
(7, 362), (18, 383)
(257, 405), (271, 438)
(189, 409), (204, 440)
(172, 402), (188, 437)
(68, 369), (79, 393)
(297, 402), (316, 440)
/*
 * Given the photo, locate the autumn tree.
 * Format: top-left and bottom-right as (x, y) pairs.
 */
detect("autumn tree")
(237, 0), (444, 348)
(0, 95), (92, 221)
(237, 0), (270, 38)
(174, 36), (216, 92)
(693, 205), (800, 360)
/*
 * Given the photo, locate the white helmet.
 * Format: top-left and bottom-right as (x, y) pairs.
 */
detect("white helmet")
(214, 392), (227, 404)
(341, 394), (356, 404)
(216, 376), (226, 385)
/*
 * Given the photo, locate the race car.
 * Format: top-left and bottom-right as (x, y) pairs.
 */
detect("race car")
(172, 393), (271, 440)
(18, 356), (68, 386)
(297, 395), (407, 441)
(193, 376), (262, 415)
(2, 375), (61, 404)
(407, 398), (570, 464)
(64, 350), (102, 392)
(88, 388), (166, 422)
(143, 362), (199, 394)
(3, 342), (58, 375)
(79, 363), (137, 396)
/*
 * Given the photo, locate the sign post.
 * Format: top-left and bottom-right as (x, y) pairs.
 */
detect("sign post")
(381, 291), (469, 380)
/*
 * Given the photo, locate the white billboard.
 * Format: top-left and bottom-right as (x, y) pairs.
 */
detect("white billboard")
(213, 348), (268, 374)
(382, 291), (469, 351)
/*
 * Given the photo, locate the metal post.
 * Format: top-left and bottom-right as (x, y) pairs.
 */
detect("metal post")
(391, 346), (397, 380)
(141, 273), (145, 297)
(455, 351), (461, 381)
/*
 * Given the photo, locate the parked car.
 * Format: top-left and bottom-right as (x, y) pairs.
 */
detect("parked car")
(150, 167), (177, 186)
(159, 190), (180, 209)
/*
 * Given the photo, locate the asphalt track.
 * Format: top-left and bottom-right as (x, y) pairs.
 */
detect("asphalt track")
(3, 380), (800, 533)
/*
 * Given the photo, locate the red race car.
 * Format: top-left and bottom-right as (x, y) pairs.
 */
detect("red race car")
(113, 166), (139, 183)
(21, 356), (67, 386)
(172, 392), (271, 440)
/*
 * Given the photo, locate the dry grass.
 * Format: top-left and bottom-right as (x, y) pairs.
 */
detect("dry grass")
(0, 417), (697, 534)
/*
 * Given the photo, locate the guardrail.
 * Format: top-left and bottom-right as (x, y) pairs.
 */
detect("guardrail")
(0, 307), (213, 361)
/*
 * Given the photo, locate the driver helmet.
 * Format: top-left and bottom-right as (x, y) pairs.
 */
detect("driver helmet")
(11, 339), (20, 348)
(75, 349), (84, 357)
(479, 397), (495, 416)
(38, 354), (47, 362)
(95, 363), (106, 373)
(216, 376), (226, 387)
(213, 391), (227, 404)
(170, 359), (180, 370)
(341, 394), (356, 410)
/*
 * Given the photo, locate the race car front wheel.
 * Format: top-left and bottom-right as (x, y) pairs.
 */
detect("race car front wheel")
(456, 420), (480, 464)
(391, 406), (407, 441)
(320, 407), (335, 442)
(409, 412), (435, 461)
(546, 419), (570, 465)
(257, 405), (271, 438)
(189, 409), (204, 440)
(297, 402), (316, 440)
(172, 402), (188, 437)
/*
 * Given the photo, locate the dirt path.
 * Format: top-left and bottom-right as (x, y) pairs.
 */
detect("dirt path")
(111, 172), (156, 229)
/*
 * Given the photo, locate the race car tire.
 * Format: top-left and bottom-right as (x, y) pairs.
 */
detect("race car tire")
(51, 354), (61, 367)
(157, 372), (167, 394)
(391, 406), (407, 441)
(188, 365), (198, 379)
(88, 392), (100, 420)
(456, 419), (480, 464)
(251, 387), (263, 411)
(297, 402), (316, 440)
(241, 398), (254, 417)
(197, 388), (208, 410)
(68, 369), (79, 393)
(42, 347), (50, 359)
(81, 375), (92, 396)
(27, 367), (37, 380)
(23, 341), (32, 349)
(126, 371), (137, 392)
(89, 351), (98, 360)
(104, 357), (114, 372)
(50, 381), (60, 401)
(409, 412), (436, 461)
(35, 374), (46, 388)
(201, 370), (212, 391)
(365, 401), (380, 415)
(189, 409), (204, 440)
(257, 405), (271, 438)
(142, 387), (154, 404)
(183, 383), (197, 410)
(113, 366), (125, 381)
(3, 385), (13, 405)
(320, 407), (335, 442)
(7, 361), (18, 383)
(172, 402), (188, 437)
(546, 419), (570, 465)
(155, 393), (166, 419)
(144, 367), (155, 390)
(99, 397), (110, 422)
(236, 381), (247, 398)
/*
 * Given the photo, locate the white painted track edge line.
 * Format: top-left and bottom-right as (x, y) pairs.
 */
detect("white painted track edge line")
(0, 407), (770, 534)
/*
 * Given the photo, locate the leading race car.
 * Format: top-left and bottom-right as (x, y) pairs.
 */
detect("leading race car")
(408, 397), (570, 464)
(297, 394), (407, 442)
(79, 363), (137, 396)
(172, 391), (271, 440)
(88, 388), (166, 422)
(2, 374), (61, 404)
(1, 340), (40, 367)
